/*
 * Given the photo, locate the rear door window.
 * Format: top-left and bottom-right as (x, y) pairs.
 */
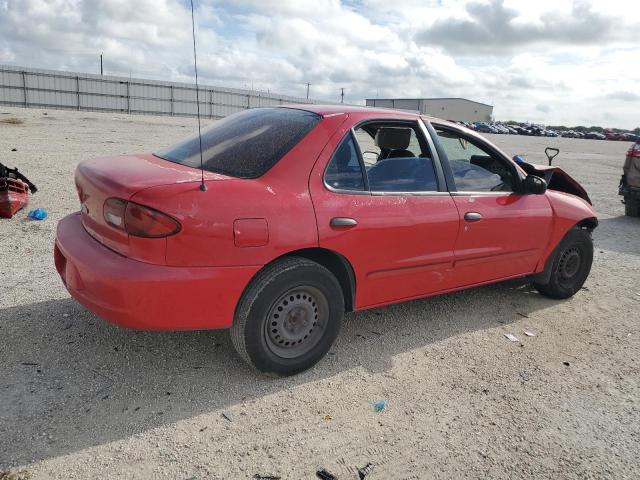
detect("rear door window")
(155, 107), (320, 178)
(325, 133), (367, 191)
(356, 123), (438, 192)
(325, 122), (439, 193)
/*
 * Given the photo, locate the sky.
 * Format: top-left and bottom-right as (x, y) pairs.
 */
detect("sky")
(0, 0), (638, 128)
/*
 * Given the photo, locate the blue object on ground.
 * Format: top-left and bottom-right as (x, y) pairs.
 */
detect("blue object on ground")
(28, 208), (48, 220)
(373, 400), (386, 412)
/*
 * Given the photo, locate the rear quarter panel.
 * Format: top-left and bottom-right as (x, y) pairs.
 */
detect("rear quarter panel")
(130, 113), (348, 267)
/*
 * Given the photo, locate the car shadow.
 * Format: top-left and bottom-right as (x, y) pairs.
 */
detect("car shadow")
(593, 216), (640, 256)
(1, 279), (557, 467)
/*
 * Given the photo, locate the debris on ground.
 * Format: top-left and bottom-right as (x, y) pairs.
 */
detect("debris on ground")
(221, 411), (233, 422)
(504, 333), (520, 342)
(253, 475), (281, 480)
(0, 117), (24, 125)
(523, 331), (536, 337)
(1, 162), (37, 218)
(323, 414), (333, 421)
(10, 147), (17, 151)
(357, 463), (374, 479)
(373, 400), (386, 412)
(563, 361), (571, 367)
(316, 468), (338, 480)
(27, 208), (48, 220)
(0, 469), (31, 480)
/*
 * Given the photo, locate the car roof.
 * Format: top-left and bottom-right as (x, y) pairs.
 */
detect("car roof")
(279, 104), (449, 125)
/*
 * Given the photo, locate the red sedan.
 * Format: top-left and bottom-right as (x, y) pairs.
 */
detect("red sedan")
(54, 106), (597, 376)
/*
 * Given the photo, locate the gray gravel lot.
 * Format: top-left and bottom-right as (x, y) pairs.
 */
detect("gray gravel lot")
(1, 107), (638, 479)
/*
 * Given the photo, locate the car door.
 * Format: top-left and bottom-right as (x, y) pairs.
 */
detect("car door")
(309, 117), (460, 309)
(430, 123), (553, 287)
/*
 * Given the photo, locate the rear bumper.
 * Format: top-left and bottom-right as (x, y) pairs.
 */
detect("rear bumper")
(54, 213), (260, 330)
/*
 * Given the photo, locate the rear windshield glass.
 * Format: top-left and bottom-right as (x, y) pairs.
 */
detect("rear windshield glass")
(155, 108), (321, 178)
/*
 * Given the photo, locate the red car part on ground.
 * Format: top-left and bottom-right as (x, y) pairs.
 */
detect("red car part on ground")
(0, 177), (29, 218)
(55, 105), (598, 375)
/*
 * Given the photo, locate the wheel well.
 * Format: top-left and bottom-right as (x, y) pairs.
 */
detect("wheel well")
(282, 248), (356, 312)
(576, 217), (598, 231)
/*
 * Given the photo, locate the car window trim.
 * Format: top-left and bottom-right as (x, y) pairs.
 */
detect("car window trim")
(417, 118), (448, 193)
(430, 122), (524, 194)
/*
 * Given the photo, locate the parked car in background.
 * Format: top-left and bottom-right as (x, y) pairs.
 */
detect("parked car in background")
(474, 122), (499, 134)
(492, 124), (510, 134)
(619, 140), (640, 216)
(562, 131), (580, 138)
(605, 132), (625, 141)
(584, 132), (606, 140)
(54, 105), (598, 375)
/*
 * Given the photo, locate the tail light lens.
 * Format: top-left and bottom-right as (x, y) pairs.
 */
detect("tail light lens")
(629, 143), (640, 158)
(104, 198), (181, 238)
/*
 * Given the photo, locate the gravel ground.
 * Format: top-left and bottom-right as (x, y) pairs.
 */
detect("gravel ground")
(1, 107), (638, 479)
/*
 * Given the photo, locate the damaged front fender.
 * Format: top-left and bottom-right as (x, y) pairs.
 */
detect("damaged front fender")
(520, 162), (592, 205)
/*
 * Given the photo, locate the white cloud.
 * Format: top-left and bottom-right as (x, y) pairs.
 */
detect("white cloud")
(0, 0), (638, 128)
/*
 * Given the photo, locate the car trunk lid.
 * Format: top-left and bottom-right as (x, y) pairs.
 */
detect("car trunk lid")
(75, 153), (229, 261)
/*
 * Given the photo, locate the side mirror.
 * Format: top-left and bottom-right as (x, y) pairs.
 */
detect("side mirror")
(524, 175), (547, 195)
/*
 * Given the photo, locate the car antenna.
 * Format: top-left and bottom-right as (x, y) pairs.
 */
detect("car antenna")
(190, 0), (206, 192)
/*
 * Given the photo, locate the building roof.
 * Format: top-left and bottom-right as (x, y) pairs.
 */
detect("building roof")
(366, 97), (493, 108)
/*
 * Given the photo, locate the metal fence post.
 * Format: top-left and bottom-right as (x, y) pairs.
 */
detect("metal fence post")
(170, 85), (174, 116)
(76, 76), (80, 110)
(209, 89), (213, 119)
(126, 81), (131, 114)
(247, 94), (250, 109)
(21, 71), (27, 108)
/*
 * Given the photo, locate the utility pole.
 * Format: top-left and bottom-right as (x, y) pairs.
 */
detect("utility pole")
(340, 87), (344, 104)
(306, 82), (311, 100)
(100, 53), (103, 75)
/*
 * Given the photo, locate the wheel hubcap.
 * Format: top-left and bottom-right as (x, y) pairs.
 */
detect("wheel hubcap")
(559, 246), (581, 280)
(264, 287), (328, 359)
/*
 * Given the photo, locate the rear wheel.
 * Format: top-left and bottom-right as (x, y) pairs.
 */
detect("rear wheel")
(624, 199), (640, 217)
(230, 257), (344, 376)
(533, 228), (593, 299)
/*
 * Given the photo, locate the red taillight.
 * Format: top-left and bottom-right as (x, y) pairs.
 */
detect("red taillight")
(103, 198), (180, 238)
(629, 143), (640, 158)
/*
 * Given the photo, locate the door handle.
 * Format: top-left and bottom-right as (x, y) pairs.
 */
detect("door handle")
(464, 212), (483, 222)
(330, 217), (358, 227)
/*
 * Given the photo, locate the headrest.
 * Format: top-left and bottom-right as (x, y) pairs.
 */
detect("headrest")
(375, 127), (411, 150)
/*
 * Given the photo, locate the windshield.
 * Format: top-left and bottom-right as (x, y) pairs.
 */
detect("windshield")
(155, 107), (321, 178)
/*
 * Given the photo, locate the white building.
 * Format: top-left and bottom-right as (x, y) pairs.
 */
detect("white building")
(365, 97), (493, 123)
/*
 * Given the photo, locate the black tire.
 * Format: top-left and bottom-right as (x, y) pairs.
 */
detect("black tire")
(230, 256), (344, 376)
(625, 200), (640, 217)
(533, 228), (593, 299)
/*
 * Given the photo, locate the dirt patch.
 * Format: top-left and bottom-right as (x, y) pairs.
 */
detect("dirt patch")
(0, 117), (24, 125)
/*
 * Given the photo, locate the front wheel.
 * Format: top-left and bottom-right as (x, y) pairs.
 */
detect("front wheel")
(230, 257), (344, 376)
(533, 228), (593, 299)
